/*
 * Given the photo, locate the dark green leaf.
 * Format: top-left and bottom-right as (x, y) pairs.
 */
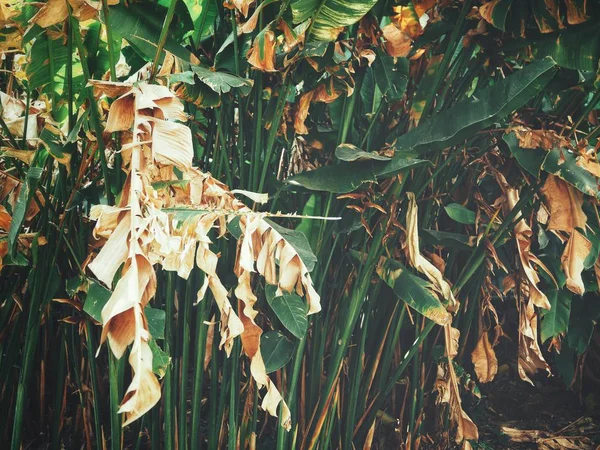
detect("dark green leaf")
(287, 157), (429, 193)
(146, 307), (166, 340)
(266, 285), (308, 339)
(261, 331), (294, 373)
(376, 256), (451, 325)
(531, 25), (600, 72)
(540, 289), (571, 343)
(503, 131), (545, 177)
(421, 229), (473, 250)
(542, 148), (600, 199)
(8, 166), (43, 257)
(391, 57), (556, 154)
(373, 53), (409, 102)
(84, 280), (112, 323)
(444, 203), (476, 225)
(567, 294), (600, 355)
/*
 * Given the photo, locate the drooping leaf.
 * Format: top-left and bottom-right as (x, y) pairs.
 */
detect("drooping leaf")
(265, 285), (308, 339)
(290, 0), (378, 41)
(540, 289), (571, 343)
(390, 57), (556, 154)
(471, 331), (498, 383)
(266, 219), (317, 272)
(421, 229), (473, 250)
(444, 203), (476, 225)
(376, 256), (452, 325)
(109, 4), (197, 64)
(261, 331), (295, 373)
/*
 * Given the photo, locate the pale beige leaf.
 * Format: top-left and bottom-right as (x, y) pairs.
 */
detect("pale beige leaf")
(88, 213), (131, 286)
(151, 119), (194, 169)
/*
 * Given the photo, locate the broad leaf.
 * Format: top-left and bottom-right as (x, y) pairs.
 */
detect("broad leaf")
(191, 65), (253, 96)
(84, 279), (112, 322)
(532, 25), (600, 72)
(261, 331), (294, 373)
(287, 157), (429, 193)
(444, 203), (476, 225)
(376, 256), (451, 325)
(7, 165), (43, 256)
(372, 52), (409, 102)
(291, 0), (377, 41)
(566, 294), (600, 355)
(390, 57), (556, 154)
(503, 131), (545, 177)
(540, 289), (571, 343)
(266, 285), (308, 339)
(542, 148), (600, 200)
(149, 339), (170, 377)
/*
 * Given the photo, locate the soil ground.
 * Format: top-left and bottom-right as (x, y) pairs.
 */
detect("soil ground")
(462, 372), (600, 450)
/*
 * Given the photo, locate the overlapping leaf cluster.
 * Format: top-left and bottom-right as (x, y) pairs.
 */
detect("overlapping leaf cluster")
(0, 0), (599, 449)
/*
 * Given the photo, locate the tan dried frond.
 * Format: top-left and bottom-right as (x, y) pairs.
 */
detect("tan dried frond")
(86, 80), (320, 429)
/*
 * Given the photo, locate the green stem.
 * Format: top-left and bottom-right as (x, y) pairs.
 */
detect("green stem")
(164, 272), (176, 449)
(86, 321), (104, 450)
(151, 0), (180, 79)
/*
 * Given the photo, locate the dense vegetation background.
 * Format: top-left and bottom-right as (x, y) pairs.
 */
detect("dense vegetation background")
(0, 0), (599, 448)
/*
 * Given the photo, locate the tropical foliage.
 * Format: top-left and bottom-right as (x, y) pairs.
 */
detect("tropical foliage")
(0, 0), (599, 448)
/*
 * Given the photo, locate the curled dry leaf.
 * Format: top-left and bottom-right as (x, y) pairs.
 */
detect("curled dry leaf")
(406, 192), (458, 312)
(507, 125), (568, 151)
(541, 175), (587, 233)
(494, 172), (551, 383)
(541, 175), (591, 295)
(518, 299), (551, 385)
(496, 173), (550, 310)
(31, 0), (119, 28)
(435, 326), (479, 444)
(561, 229), (592, 296)
(391, 5), (423, 40)
(248, 30), (277, 72)
(86, 80), (320, 429)
(471, 331), (498, 383)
